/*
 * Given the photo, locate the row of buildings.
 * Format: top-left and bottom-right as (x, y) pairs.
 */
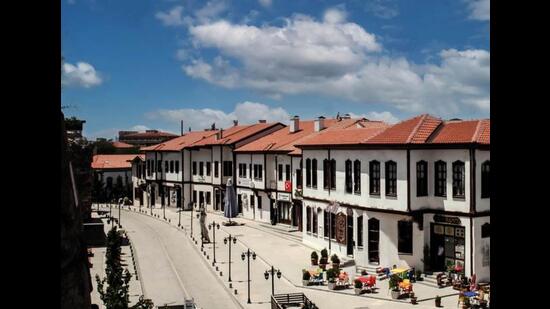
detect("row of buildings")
(92, 114), (490, 281)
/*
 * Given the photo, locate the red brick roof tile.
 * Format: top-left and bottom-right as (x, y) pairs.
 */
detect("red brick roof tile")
(140, 130), (218, 152)
(111, 141), (135, 148)
(91, 154), (144, 169)
(189, 123), (283, 147)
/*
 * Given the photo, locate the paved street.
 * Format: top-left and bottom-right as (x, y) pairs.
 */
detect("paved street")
(96, 204), (460, 309)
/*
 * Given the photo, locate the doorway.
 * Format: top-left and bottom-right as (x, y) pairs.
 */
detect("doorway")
(347, 214), (354, 256)
(430, 223), (465, 273)
(292, 201), (302, 231)
(150, 187), (156, 207)
(176, 187), (182, 208)
(368, 218), (380, 264)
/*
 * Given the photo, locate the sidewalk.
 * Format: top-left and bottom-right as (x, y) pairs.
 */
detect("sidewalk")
(109, 204), (460, 308)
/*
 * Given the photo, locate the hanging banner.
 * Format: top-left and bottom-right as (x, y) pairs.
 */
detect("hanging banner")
(336, 212), (347, 244)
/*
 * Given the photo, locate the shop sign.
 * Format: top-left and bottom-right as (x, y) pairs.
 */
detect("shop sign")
(277, 192), (291, 202)
(335, 213), (347, 244)
(433, 214), (461, 225)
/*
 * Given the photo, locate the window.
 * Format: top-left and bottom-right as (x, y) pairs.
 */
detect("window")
(312, 159), (317, 188)
(206, 192), (211, 205)
(199, 162), (204, 176)
(296, 168), (302, 188)
(385, 161), (397, 196)
(106, 177), (113, 188)
(306, 159), (311, 187)
(193, 190), (197, 203)
(214, 161), (219, 177)
(253, 164), (263, 180)
(285, 164), (291, 181)
(175, 161), (179, 174)
(481, 160), (490, 198)
(330, 159), (336, 190)
(434, 161), (447, 197)
(370, 161), (380, 195)
(206, 162), (211, 176)
(323, 159), (330, 190)
(324, 210), (329, 238)
(345, 159), (352, 193)
(357, 216), (363, 247)
(165, 161), (169, 173)
(223, 161), (233, 176)
(312, 208), (318, 235)
(278, 164), (283, 181)
(239, 163), (247, 178)
(257, 196), (262, 209)
(250, 195), (255, 207)
(249, 164), (252, 178)
(306, 206), (311, 232)
(157, 160), (162, 173)
(170, 161), (174, 173)
(146, 160), (150, 176)
(354, 160), (361, 194)
(481, 223), (490, 238)
(416, 161), (428, 197)
(452, 161), (465, 198)
(398, 221), (413, 254)
(192, 161), (197, 175)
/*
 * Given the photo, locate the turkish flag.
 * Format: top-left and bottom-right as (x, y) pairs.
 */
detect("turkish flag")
(284, 181), (292, 192)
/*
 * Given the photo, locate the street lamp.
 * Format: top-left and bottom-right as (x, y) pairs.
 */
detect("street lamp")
(264, 266), (282, 295)
(196, 205), (203, 249)
(223, 235), (238, 282)
(109, 200), (113, 228)
(208, 221), (220, 264)
(190, 202), (196, 238)
(241, 249), (257, 304)
(118, 198), (122, 228)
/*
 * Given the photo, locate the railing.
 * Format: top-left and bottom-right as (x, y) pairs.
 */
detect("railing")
(270, 293), (317, 309)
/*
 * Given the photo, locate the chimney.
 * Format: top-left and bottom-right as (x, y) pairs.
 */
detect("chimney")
(181, 120), (184, 136)
(216, 128), (224, 140)
(342, 113), (351, 119)
(314, 116), (326, 132)
(233, 120), (238, 126)
(258, 120), (267, 123)
(289, 115), (300, 133)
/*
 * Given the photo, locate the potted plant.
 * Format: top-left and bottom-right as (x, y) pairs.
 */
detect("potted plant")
(416, 269), (423, 281)
(302, 270), (311, 286)
(326, 268), (337, 290)
(389, 274), (401, 299)
(311, 251), (319, 266)
(319, 248), (328, 270)
(354, 279), (363, 295)
(435, 295), (442, 307)
(331, 254), (340, 269)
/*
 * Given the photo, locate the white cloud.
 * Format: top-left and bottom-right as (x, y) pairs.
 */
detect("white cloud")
(366, 0), (399, 19)
(324, 7), (347, 24)
(155, 6), (185, 26)
(181, 13), (489, 116)
(258, 0), (272, 8)
(130, 125), (150, 131)
(195, 0), (228, 24)
(466, 0), (490, 21)
(62, 61), (103, 88)
(146, 101), (290, 131)
(348, 111), (400, 124)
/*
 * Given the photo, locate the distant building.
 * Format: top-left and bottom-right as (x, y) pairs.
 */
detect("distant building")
(91, 154), (144, 201)
(118, 130), (178, 147)
(65, 117), (87, 144)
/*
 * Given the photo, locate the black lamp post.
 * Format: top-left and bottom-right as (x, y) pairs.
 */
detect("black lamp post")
(223, 235), (238, 282)
(208, 221), (220, 264)
(196, 206), (202, 249)
(241, 249), (256, 304)
(264, 266), (282, 295)
(178, 206), (182, 227)
(118, 198), (122, 227)
(190, 202), (195, 238)
(110, 200), (113, 228)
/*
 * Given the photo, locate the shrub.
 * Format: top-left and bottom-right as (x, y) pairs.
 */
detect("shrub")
(320, 248), (328, 259)
(303, 270), (311, 281)
(330, 254), (340, 264)
(354, 279), (363, 289)
(311, 251), (319, 260)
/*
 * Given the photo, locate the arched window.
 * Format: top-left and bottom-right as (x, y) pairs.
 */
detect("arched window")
(434, 160), (447, 197)
(481, 160), (490, 198)
(354, 160), (361, 194)
(306, 206), (311, 232)
(385, 160), (397, 196)
(311, 159), (317, 188)
(416, 160), (428, 196)
(452, 161), (465, 198)
(306, 159), (311, 187)
(369, 160), (380, 195)
(345, 159), (353, 193)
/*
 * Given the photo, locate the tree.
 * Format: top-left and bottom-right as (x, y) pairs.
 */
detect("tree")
(96, 227), (154, 309)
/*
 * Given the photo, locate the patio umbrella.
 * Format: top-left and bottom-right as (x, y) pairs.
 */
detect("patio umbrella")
(223, 178), (238, 225)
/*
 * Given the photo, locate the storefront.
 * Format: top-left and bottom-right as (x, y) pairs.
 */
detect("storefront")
(277, 192), (292, 225)
(430, 215), (466, 273)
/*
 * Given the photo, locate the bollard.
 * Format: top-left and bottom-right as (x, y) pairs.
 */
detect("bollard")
(207, 255), (210, 260)
(216, 266), (219, 271)
(229, 283), (232, 288)
(234, 289), (238, 295)
(220, 271), (223, 276)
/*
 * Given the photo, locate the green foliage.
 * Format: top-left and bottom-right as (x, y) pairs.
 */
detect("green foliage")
(96, 227), (154, 309)
(388, 274), (401, 291)
(302, 270), (311, 280)
(320, 248), (328, 258)
(330, 254), (340, 264)
(354, 279), (363, 289)
(326, 268), (337, 283)
(311, 251), (318, 260)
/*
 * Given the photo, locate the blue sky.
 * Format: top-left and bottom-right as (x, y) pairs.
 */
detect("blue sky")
(61, 0), (490, 140)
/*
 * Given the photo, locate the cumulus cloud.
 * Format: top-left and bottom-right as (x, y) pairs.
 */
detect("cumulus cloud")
(146, 101), (290, 131)
(195, 0), (228, 24)
(62, 61), (102, 88)
(348, 111), (400, 124)
(465, 0), (490, 21)
(155, 6), (185, 26)
(258, 0), (272, 8)
(180, 12), (489, 117)
(366, 0), (399, 19)
(130, 125), (150, 131)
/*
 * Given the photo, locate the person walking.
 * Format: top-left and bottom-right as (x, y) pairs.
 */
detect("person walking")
(199, 204), (211, 243)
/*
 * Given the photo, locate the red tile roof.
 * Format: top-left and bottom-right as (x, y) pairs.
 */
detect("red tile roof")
(366, 114), (442, 144)
(112, 141), (135, 148)
(122, 131), (178, 139)
(294, 120), (389, 148)
(91, 154), (144, 169)
(140, 130), (218, 152)
(428, 119), (490, 144)
(189, 123), (283, 147)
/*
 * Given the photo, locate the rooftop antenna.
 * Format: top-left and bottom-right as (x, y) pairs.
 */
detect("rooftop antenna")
(181, 120), (184, 136)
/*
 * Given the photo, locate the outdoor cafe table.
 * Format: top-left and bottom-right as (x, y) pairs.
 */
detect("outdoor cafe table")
(356, 276), (370, 284)
(391, 268), (410, 280)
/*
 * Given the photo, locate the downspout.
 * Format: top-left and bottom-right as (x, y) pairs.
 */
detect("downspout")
(469, 147), (476, 277)
(190, 149), (193, 205)
(181, 149), (184, 208)
(407, 149), (411, 212)
(328, 148), (331, 196)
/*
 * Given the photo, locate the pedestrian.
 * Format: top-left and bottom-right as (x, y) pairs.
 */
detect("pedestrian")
(199, 204), (211, 243)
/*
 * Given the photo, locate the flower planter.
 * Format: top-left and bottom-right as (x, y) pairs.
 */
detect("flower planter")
(410, 297), (418, 305)
(311, 259), (318, 266)
(303, 280), (310, 286)
(354, 288), (362, 295)
(391, 290), (400, 299)
(328, 282), (336, 290)
(332, 263), (340, 269)
(435, 298), (442, 307)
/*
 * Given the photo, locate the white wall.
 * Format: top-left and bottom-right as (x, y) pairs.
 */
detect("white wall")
(145, 152), (157, 181)
(410, 149), (471, 213)
(475, 150), (490, 212)
(162, 152), (183, 182)
(473, 216), (490, 282)
(291, 156), (302, 199)
(191, 148), (213, 184)
(190, 183), (214, 211)
(302, 149), (408, 212)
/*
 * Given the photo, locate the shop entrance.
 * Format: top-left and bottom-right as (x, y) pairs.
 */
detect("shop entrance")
(368, 218), (380, 264)
(430, 223), (465, 273)
(278, 201), (292, 225)
(292, 201), (302, 231)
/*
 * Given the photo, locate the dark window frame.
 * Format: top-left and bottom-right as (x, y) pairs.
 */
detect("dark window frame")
(481, 160), (490, 198)
(305, 159), (311, 187)
(357, 215), (363, 247)
(385, 161), (397, 197)
(199, 162), (204, 176)
(192, 161), (197, 176)
(434, 160), (447, 197)
(324, 210), (329, 238)
(416, 160), (428, 197)
(369, 160), (380, 195)
(170, 161), (174, 173)
(206, 162), (211, 176)
(345, 159), (353, 193)
(311, 159), (317, 188)
(285, 164), (291, 181)
(214, 161), (219, 177)
(175, 161), (179, 174)
(312, 208), (318, 235)
(306, 206), (311, 232)
(452, 160), (465, 198)
(354, 160), (361, 194)
(278, 164), (283, 181)
(398, 220), (413, 255)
